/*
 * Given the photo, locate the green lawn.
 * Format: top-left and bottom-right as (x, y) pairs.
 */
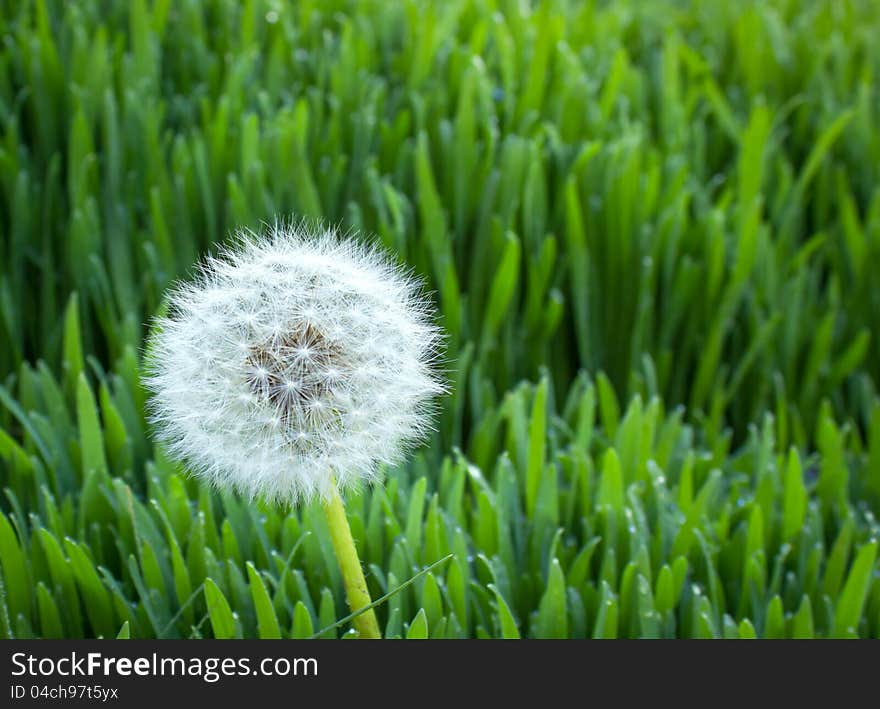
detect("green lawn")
(0, 0), (878, 639)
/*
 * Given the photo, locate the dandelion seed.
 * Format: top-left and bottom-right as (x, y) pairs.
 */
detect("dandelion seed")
(145, 220), (445, 505)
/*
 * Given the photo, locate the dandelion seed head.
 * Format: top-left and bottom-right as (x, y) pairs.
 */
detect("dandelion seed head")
(144, 220), (445, 505)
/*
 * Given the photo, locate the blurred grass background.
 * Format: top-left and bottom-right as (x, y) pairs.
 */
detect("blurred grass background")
(0, 0), (878, 638)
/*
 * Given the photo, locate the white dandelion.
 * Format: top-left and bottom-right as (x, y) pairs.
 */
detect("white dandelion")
(144, 220), (446, 638)
(145, 220), (444, 506)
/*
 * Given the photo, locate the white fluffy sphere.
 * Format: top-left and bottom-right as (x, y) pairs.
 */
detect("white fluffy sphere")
(144, 222), (445, 505)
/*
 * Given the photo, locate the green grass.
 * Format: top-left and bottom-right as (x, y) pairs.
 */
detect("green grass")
(1, 0), (879, 638)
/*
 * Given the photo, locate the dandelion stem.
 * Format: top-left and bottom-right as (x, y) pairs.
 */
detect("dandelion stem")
(322, 481), (382, 639)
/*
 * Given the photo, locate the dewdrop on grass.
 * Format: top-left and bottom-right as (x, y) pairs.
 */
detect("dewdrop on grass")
(144, 221), (445, 506)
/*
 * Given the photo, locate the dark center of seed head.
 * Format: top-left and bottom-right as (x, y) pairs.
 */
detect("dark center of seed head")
(244, 322), (345, 430)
